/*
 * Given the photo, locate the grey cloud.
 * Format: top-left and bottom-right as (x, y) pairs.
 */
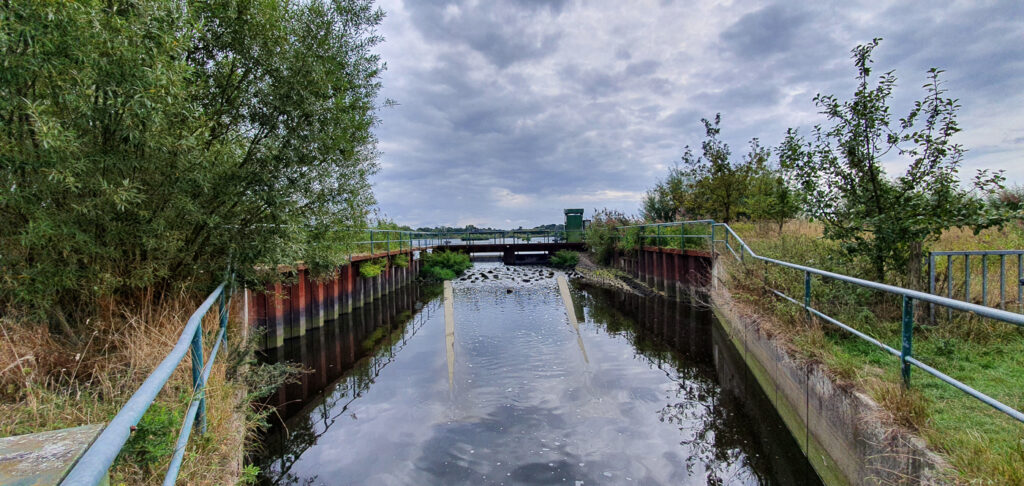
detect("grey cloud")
(719, 4), (812, 60)
(405, 1), (564, 68)
(373, 0), (1024, 228)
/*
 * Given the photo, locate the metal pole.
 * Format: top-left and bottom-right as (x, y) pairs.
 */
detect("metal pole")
(901, 295), (914, 387)
(1000, 255), (1006, 310)
(370, 230), (374, 255)
(804, 271), (811, 312)
(965, 255), (971, 304)
(928, 254), (935, 324)
(947, 255), (953, 322)
(982, 255), (988, 306)
(190, 323), (205, 433)
(1019, 254), (1023, 314)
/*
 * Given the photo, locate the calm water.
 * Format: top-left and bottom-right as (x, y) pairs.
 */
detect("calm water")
(255, 262), (821, 485)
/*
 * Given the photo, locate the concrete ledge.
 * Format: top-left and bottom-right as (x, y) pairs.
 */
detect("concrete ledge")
(0, 424), (107, 486)
(711, 287), (949, 485)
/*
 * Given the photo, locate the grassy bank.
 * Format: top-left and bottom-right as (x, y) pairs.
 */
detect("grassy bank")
(721, 220), (1024, 484)
(0, 294), (289, 485)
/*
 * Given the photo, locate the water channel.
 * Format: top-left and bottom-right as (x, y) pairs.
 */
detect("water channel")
(255, 262), (822, 485)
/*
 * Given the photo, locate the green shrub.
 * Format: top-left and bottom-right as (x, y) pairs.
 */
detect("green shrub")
(358, 259), (386, 278)
(420, 251), (471, 281)
(392, 254), (409, 268)
(117, 403), (181, 472)
(550, 250), (580, 269)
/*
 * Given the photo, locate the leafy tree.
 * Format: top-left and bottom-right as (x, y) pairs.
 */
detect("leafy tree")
(781, 39), (1005, 287)
(683, 114), (752, 223)
(0, 0), (385, 328)
(747, 139), (801, 233)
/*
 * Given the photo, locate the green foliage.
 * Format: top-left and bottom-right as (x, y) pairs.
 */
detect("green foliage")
(584, 209), (635, 264)
(239, 465), (261, 485)
(747, 140), (802, 232)
(117, 403), (181, 471)
(781, 39), (1008, 286)
(0, 0), (385, 325)
(643, 116), (795, 225)
(550, 250), (580, 268)
(391, 254), (409, 268)
(358, 259), (386, 278)
(420, 251), (472, 281)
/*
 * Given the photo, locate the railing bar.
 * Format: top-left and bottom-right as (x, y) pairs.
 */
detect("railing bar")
(770, 289), (901, 357)
(62, 283), (227, 485)
(904, 356), (1024, 423)
(163, 320), (229, 486)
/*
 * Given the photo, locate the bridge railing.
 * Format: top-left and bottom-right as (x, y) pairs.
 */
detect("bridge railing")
(432, 229), (565, 245)
(612, 220), (1024, 424)
(62, 278), (235, 485)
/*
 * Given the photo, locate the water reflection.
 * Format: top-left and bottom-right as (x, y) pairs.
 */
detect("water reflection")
(255, 264), (820, 485)
(257, 282), (443, 484)
(578, 285), (820, 485)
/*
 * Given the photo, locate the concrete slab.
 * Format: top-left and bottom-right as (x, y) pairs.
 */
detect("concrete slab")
(0, 424), (107, 486)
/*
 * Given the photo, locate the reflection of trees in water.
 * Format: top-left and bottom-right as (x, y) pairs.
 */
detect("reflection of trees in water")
(257, 297), (440, 485)
(577, 285), (767, 485)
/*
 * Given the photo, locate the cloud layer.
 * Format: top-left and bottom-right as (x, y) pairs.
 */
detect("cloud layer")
(371, 0), (1024, 228)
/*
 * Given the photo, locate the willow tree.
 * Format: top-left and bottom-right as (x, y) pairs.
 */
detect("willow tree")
(781, 39), (1005, 288)
(1, 0), (385, 327)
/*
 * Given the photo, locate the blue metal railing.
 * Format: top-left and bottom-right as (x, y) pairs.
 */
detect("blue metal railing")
(928, 250), (1024, 321)
(613, 220), (1024, 424)
(62, 280), (234, 485)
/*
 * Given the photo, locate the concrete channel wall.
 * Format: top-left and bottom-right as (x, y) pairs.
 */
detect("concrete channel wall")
(247, 249), (421, 349)
(616, 247), (948, 485)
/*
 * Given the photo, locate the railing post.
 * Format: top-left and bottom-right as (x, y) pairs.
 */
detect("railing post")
(656, 225), (661, 248)
(901, 295), (914, 387)
(999, 255), (1006, 310)
(190, 322), (206, 434)
(370, 230), (375, 254)
(928, 254), (935, 324)
(219, 290), (228, 351)
(803, 271), (811, 310)
(982, 254), (988, 306)
(965, 255), (971, 303)
(947, 255), (954, 322)
(710, 224), (716, 255)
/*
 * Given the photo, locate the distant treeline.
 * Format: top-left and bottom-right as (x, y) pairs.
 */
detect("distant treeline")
(1, 1), (385, 327)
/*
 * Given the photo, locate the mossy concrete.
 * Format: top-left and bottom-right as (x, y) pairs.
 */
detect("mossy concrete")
(711, 288), (949, 485)
(0, 424), (108, 486)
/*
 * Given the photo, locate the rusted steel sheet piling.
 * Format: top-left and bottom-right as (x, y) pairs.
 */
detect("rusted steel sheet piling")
(251, 249), (420, 349)
(615, 247), (714, 298)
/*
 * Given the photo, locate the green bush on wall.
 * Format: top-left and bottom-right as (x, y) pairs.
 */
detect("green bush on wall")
(550, 250), (579, 269)
(359, 258), (386, 278)
(421, 250), (472, 281)
(392, 254), (409, 268)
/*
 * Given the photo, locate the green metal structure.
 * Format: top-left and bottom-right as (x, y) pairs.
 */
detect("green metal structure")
(564, 209), (584, 243)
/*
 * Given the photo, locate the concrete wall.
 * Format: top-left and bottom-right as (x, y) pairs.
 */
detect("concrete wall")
(711, 287), (949, 485)
(248, 249), (421, 349)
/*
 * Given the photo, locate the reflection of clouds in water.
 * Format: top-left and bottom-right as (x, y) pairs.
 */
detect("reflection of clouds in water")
(256, 263), (819, 485)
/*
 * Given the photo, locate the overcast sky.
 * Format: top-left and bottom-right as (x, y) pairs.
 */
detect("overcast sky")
(369, 0), (1024, 229)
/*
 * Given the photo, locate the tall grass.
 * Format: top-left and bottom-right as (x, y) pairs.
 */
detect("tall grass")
(722, 219), (1024, 484)
(0, 293), (291, 485)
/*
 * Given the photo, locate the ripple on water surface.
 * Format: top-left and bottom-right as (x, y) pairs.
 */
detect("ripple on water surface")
(255, 262), (821, 485)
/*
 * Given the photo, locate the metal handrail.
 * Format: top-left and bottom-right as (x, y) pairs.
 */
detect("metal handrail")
(62, 281), (233, 485)
(613, 220), (1024, 423)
